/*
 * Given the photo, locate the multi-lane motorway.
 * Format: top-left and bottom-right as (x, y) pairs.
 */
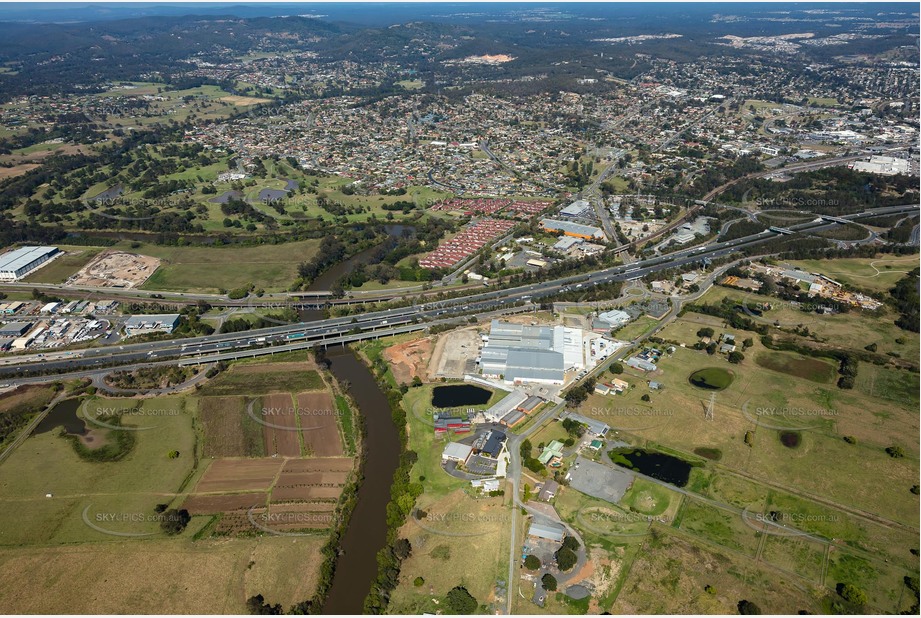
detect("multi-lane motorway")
(2, 203), (916, 380)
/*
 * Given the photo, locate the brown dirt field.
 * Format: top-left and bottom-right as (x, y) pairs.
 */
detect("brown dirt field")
(0, 163), (40, 180)
(196, 458), (284, 493)
(237, 361), (317, 374)
(0, 384), (55, 413)
(383, 337), (434, 383)
(183, 493), (268, 515)
(220, 95), (272, 106)
(200, 396), (248, 457)
(276, 470), (349, 486)
(296, 392), (342, 456)
(267, 502), (338, 512)
(261, 393), (300, 457)
(271, 486), (343, 502)
(67, 250), (160, 288)
(280, 457), (353, 473)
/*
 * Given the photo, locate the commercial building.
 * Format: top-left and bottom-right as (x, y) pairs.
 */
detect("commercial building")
(559, 200), (593, 218)
(442, 442), (474, 464)
(851, 156), (910, 176)
(0, 322), (32, 337)
(561, 411), (610, 437)
(537, 440), (565, 466)
(479, 430), (507, 459)
(540, 218), (605, 241)
(123, 314), (181, 335)
(479, 319), (586, 385)
(528, 521), (565, 542)
(597, 309), (631, 327)
(0, 246), (60, 281)
(434, 415), (471, 434)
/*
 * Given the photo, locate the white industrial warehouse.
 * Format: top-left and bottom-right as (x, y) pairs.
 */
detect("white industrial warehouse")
(478, 319), (620, 385)
(0, 246), (60, 281)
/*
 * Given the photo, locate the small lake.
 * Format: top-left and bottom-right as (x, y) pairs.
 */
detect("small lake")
(610, 449), (693, 487)
(258, 188), (290, 202)
(210, 190), (243, 204)
(431, 385), (492, 408)
(33, 398), (85, 436)
(688, 367), (734, 391)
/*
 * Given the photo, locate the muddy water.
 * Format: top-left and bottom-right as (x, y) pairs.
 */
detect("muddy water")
(33, 398), (85, 435)
(321, 345), (401, 614)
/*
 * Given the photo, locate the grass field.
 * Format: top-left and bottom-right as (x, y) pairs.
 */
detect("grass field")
(694, 284), (919, 375)
(580, 334), (919, 525)
(389, 489), (511, 614)
(611, 532), (822, 614)
(130, 239), (320, 293)
(197, 365), (324, 396)
(614, 316), (661, 342)
(21, 246), (105, 284)
(785, 255), (918, 295)
(0, 535), (325, 613)
(0, 396), (198, 545)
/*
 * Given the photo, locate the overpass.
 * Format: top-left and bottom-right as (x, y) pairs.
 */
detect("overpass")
(1, 203), (916, 378)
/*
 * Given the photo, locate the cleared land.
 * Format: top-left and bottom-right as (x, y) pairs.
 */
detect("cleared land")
(131, 239), (321, 293)
(296, 392), (342, 456)
(199, 364), (324, 396)
(390, 489), (511, 614)
(67, 250), (160, 288)
(261, 392), (301, 457)
(199, 395), (266, 457)
(194, 458), (283, 493)
(21, 246), (104, 284)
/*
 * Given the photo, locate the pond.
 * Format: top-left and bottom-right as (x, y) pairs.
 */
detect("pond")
(431, 384), (492, 408)
(257, 188), (290, 202)
(209, 190), (243, 204)
(688, 367), (734, 391)
(33, 398), (85, 436)
(779, 431), (801, 448)
(609, 448), (693, 487)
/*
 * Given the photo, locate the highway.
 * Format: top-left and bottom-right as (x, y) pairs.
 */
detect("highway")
(1, 203), (915, 378)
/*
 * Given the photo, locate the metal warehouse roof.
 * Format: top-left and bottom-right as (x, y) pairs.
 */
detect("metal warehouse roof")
(0, 246), (57, 272)
(528, 521), (565, 542)
(540, 218), (603, 237)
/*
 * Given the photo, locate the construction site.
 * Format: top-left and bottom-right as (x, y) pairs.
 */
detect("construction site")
(67, 250), (160, 288)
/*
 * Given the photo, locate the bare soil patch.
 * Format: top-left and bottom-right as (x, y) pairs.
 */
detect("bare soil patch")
(183, 493), (268, 515)
(196, 458), (283, 493)
(0, 163), (40, 180)
(68, 250), (160, 288)
(383, 337), (434, 383)
(261, 393), (300, 457)
(296, 392), (342, 456)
